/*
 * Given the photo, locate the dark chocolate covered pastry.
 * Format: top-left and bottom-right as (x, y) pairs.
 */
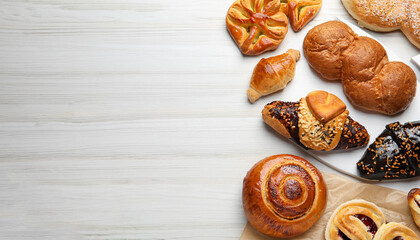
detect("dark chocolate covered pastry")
(262, 90), (370, 151)
(357, 121), (420, 180)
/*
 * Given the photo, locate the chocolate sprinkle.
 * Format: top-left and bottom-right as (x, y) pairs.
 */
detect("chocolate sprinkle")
(357, 121), (420, 180)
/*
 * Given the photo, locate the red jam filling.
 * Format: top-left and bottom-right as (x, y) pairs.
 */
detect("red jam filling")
(393, 237), (403, 240)
(354, 214), (378, 236)
(338, 230), (351, 240)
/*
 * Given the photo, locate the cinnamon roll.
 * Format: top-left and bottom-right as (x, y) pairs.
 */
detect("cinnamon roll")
(242, 154), (327, 238)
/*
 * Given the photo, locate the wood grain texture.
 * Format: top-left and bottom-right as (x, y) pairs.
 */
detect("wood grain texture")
(0, 0), (419, 239)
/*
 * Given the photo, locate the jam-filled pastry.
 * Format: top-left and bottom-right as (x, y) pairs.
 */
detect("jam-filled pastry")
(373, 222), (419, 240)
(408, 188), (420, 229)
(262, 90), (370, 151)
(247, 49), (300, 103)
(357, 121), (420, 180)
(226, 0), (289, 55)
(242, 154), (327, 238)
(325, 199), (386, 240)
(280, 0), (323, 32)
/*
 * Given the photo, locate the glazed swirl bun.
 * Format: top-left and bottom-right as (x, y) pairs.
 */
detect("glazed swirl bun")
(373, 222), (419, 240)
(408, 188), (420, 229)
(242, 154), (327, 238)
(325, 199), (386, 240)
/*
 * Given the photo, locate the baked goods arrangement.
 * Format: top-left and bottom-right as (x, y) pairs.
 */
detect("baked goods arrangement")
(325, 199), (386, 240)
(242, 154), (327, 238)
(341, 0), (420, 49)
(326, 199), (420, 240)
(247, 49), (300, 103)
(357, 121), (420, 180)
(303, 20), (417, 115)
(408, 188), (420, 228)
(225, 1), (420, 239)
(226, 0), (322, 55)
(262, 90), (370, 151)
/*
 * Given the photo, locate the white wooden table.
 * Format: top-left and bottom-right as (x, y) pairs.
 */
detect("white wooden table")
(0, 1), (419, 239)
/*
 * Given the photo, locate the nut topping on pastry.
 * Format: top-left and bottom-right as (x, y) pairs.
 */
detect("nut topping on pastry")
(298, 94), (348, 151)
(262, 90), (369, 151)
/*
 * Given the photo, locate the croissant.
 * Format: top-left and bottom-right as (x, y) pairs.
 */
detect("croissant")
(408, 188), (420, 229)
(325, 199), (386, 240)
(262, 90), (370, 151)
(373, 222), (419, 240)
(341, 0), (420, 49)
(280, 0), (323, 32)
(303, 21), (417, 115)
(242, 154), (327, 238)
(226, 0), (289, 55)
(357, 121), (420, 180)
(247, 49), (300, 103)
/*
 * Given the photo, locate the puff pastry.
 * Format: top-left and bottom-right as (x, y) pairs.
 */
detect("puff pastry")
(281, 0), (323, 32)
(325, 199), (386, 240)
(408, 188), (420, 229)
(262, 90), (369, 151)
(373, 222), (419, 240)
(247, 49), (300, 103)
(226, 0), (289, 55)
(242, 154), (327, 238)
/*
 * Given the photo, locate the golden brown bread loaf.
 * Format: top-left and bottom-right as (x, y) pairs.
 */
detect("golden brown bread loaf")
(247, 49), (300, 103)
(325, 199), (386, 240)
(408, 188), (420, 229)
(281, 0), (323, 32)
(262, 90), (370, 151)
(226, 0), (289, 55)
(373, 222), (419, 240)
(303, 21), (417, 115)
(242, 154), (327, 238)
(341, 0), (420, 49)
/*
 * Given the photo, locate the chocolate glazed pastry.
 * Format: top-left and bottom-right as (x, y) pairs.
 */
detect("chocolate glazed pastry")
(262, 90), (369, 151)
(242, 154), (327, 238)
(357, 121), (420, 180)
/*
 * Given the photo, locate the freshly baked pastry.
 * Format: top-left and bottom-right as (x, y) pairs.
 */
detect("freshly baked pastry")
(242, 154), (327, 238)
(408, 188), (420, 229)
(357, 121), (420, 180)
(325, 199), (386, 240)
(262, 90), (369, 151)
(280, 0), (323, 32)
(247, 49), (300, 103)
(303, 21), (417, 115)
(373, 222), (419, 240)
(341, 0), (420, 49)
(226, 0), (289, 55)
